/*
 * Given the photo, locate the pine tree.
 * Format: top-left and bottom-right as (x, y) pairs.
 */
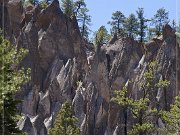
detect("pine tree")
(48, 102), (80, 135)
(152, 8), (169, 36)
(0, 36), (30, 134)
(136, 8), (148, 43)
(161, 92), (180, 134)
(124, 13), (139, 38)
(39, 0), (49, 9)
(95, 26), (110, 45)
(77, 7), (91, 41)
(74, 0), (86, 15)
(108, 11), (125, 35)
(112, 62), (170, 135)
(61, 0), (74, 17)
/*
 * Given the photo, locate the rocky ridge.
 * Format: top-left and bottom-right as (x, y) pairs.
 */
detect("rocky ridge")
(0, 0), (180, 135)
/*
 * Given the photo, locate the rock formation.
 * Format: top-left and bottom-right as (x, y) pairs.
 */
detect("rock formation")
(0, 0), (180, 135)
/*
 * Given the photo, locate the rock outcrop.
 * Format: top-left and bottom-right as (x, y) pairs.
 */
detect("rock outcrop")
(1, 0), (180, 135)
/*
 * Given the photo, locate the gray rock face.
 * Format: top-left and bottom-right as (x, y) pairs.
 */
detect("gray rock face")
(2, 0), (180, 135)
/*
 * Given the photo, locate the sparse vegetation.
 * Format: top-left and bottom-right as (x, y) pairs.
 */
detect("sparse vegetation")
(48, 102), (80, 135)
(112, 62), (170, 135)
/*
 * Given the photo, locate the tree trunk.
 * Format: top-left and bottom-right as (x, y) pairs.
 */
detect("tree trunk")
(82, 16), (86, 38)
(124, 108), (128, 135)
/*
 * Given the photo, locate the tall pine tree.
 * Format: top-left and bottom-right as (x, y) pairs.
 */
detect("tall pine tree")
(124, 13), (139, 38)
(61, 0), (74, 17)
(48, 102), (80, 135)
(108, 11), (125, 35)
(95, 26), (110, 45)
(152, 8), (169, 36)
(77, 7), (91, 41)
(0, 36), (30, 134)
(136, 8), (148, 43)
(74, 0), (86, 15)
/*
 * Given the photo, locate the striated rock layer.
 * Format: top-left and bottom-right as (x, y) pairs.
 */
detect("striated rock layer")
(1, 0), (180, 135)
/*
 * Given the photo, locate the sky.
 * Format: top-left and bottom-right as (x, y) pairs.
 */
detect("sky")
(84, 0), (180, 34)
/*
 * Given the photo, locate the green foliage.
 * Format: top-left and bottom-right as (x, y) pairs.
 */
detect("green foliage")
(160, 93), (180, 134)
(129, 123), (155, 135)
(124, 13), (139, 38)
(108, 11), (125, 35)
(39, 0), (48, 9)
(152, 8), (169, 36)
(61, 0), (91, 40)
(0, 36), (30, 134)
(75, 0), (91, 41)
(112, 61), (170, 135)
(136, 8), (149, 43)
(95, 26), (110, 45)
(48, 102), (80, 135)
(61, 0), (74, 17)
(77, 7), (91, 41)
(74, 0), (86, 14)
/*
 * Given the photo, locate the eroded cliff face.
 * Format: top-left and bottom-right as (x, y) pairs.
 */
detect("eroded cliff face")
(1, 0), (180, 135)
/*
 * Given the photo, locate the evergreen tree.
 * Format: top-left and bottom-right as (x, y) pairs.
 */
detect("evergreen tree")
(176, 21), (180, 33)
(61, 0), (91, 40)
(61, 0), (74, 17)
(95, 26), (110, 45)
(74, 0), (86, 15)
(0, 36), (30, 134)
(124, 13), (139, 38)
(136, 8), (148, 43)
(77, 7), (91, 41)
(161, 92), (180, 134)
(108, 11), (125, 35)
(112, 62), (170, 135)
(152, 8), (169, 36)
(48, 102), (80, 135)
(39, 0), (49, 9)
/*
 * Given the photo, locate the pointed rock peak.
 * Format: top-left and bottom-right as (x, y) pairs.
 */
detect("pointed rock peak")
(48, 0), (60, 10)
(109, 33), (118, 44)
(40, 0), (63, 18)
(25, 4), (34, 12)
(163, 24), (175, 39)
